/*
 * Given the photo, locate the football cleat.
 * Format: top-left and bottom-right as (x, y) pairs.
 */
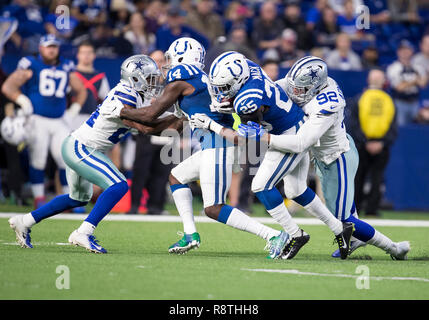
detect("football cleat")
(281, 229), (310, 260)
(331, 239), (367, 258)
(265, 231), (289, 259)
(168, 232), (200, 254)
(389, 241), (411, 260)
(68, 230), (107, 253)
(8, 215), (33, 248)
(333, 222), (354, 260)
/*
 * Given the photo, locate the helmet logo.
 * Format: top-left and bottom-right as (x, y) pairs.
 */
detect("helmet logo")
(174, 40), (189, 55)
(134, 60), (144, 69)
(307, 67), (319, 80)
(227, 60), (243, 78)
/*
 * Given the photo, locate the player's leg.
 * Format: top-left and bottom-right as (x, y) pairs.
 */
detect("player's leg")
(282, 153), (353, 259)
(168, 150), (201, 253)
(27, 115), (50, 208)
(200, 146), (285, 259)
(65, 136), (128, 253)
(251, 148), (309, 259)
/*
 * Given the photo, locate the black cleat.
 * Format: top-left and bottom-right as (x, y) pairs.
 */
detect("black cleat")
(281, 229), (310, 260)
(334, 222), (354, 260)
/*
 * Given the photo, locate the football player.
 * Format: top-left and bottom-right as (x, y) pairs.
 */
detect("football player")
(1, 34), (87, 209)
(191, 52), (354, 259)
(103, 37), (294, 259)
(246, 56), (410, 260)
(8, 55), (180, 253)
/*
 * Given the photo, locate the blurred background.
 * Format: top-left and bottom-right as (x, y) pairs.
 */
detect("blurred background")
(1, 0), (429, 218)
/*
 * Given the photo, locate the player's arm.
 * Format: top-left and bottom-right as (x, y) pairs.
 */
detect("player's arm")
(123, 116), (184, 136)
(260, 112), (337, 153)
(66, 72), (88, 117)
(1, 69), (33, 115)
(119, 81), (193, 125)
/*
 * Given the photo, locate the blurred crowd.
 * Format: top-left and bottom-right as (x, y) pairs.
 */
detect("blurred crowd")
(1, 0), (429, 215)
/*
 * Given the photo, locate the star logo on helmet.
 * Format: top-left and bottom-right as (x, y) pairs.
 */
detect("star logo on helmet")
(134, 60), (144, 69)
(308, 68), (318, 80)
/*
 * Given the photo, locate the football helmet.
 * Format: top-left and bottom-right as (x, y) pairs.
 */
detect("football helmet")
(209, 51), (250, 101)
(163, 37), (206, 74)
(285, 56), (328, 106)
(120, 54), (162, 97)
(1, 115), (28, 145)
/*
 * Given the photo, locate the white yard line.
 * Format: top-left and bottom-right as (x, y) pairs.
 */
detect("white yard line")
(1, 212), (429, 227)
(241, 268), (429, 283)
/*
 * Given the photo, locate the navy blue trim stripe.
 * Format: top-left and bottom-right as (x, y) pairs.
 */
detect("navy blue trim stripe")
(273, 153), (298, 187)
(114, 91), (137, 102)
(117, 97), (136, 108)
(319, 109), (334, 115)
(81, 145), (124, 183)
(221, 141), (227, 203)
(292, 57), (325, 80)
(341, 153), (348, 221)
(335, 158), (341, 219)
(264, 153), (290, 190)
(214, 148), (220, 204)
(218, 204), (233, 224)
(170, 184), (190, 193)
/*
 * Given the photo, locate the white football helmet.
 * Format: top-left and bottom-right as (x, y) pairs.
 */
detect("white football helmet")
(285, 56), (328, 106)
(120, 54), (162, 97)
(1, 115), (28, 145)
(163, 37), (206, 74)
(209, 51), (250, 101)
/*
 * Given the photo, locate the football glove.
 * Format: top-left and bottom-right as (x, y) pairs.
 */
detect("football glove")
(15, 94), (33, 116)
(210, 99), (234, 114)
(237, 121), (265, 141)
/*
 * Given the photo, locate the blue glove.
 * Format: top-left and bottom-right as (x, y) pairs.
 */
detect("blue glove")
(237, 121), (265, 141)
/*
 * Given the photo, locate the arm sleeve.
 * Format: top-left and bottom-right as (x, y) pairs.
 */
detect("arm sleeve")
(269, 113), (336, 153)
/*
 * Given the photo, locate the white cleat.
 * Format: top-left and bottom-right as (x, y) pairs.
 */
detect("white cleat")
(389, 241), (411, 260)
(8, 215), (33, 248)
(68, 230), (107, 254)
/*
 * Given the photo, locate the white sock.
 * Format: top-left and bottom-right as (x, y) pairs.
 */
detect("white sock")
(22, 213), (36, 228)
(304, 196), (343, 235)
(32, 184), (44, 198)
(172, 187), (197, 234)
(225, 208), (280, 240)
(267, 202), (300, 237)
(78, 221), (95, 235)
(62, 185), (70, 194)
(367, 230), (395, 253)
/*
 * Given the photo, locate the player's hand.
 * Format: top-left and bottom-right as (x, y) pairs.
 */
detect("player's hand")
(190, 113), (212, 130)
(64, 102), (81, 120)
(210, 99), (234, 114)
(15, 94), (33, 116)
(173, 102), (184, 118)
(237, 121), (265, 141)
(100, 98), (124, 119)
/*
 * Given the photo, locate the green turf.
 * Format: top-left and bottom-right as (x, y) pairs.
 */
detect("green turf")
(1, 217), (428, 300)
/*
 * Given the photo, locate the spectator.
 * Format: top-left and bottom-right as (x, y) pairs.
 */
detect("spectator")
(328, 0), (363, 15)
(412, 34), (429, 80)
(1, 0), (47, 54)
(186, 0), (224, 44)
(109, 0), (132, 35)
(263, 28), (305, 68)
(364, 0), (391, 24)
(386, 39), (427, 126)
(224, 27), (258, 61)
(388, 0), (421, 24)
(361, 45), (380, 69)
(68, 41), (110, 130)
(326, 33), (363, 70)
(261, 59), (279, 81)
(223, 1), (253, 37)
(128, 50), (173, 215)
(124, 12), (156, 55)
(143, 0), (167, 35)
(306, 0), (329, 30)
(349, 69), (397, 216)
(314, 6), (341, 47)
(282, 1), (313, 50)
(337, 0), (361, 39)
(251, 1), (284, 53)
(155, 5), (209, 52)
(90, 24), (133, 58)
(71, 0), (108, 37)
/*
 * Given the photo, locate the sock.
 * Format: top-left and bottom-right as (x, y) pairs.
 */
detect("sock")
(31, 184), (44, 199)
(294, 188), (343, 235)
(85, 181), (128, 227)
(171, 184), (197, 234)
(78, 221), (96, 235)
(22, 213), (36, 228)
(255, 188), (300, 237)
(29, 167), (44, 198)
(345, 215), (375, 242)
(218, 205), (280, 241)
(367, 230), (395, 253)
(30, 194), (88, 224)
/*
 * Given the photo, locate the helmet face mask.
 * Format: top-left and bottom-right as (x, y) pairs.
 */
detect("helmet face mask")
(121, 55), (163, 98)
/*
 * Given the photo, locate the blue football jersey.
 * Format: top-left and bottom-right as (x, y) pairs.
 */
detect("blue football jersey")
(166, 63), (234, 149)
(18, 55), (75, 118)
(233, 60), (304, 135)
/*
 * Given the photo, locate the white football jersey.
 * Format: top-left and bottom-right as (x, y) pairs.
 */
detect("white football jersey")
(303, 77), (350, 165)
(72, 80), (148, 152)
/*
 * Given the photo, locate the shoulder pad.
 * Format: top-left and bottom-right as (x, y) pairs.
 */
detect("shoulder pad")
(113, 83), (138, 108)
(233, 87), (264, 115)
(166, 64), (199, 83)
(17, 56), (33, 70)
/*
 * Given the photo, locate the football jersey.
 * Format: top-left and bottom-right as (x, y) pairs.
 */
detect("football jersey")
(302, 77), (350, 164)
(72, 80), (146, 152)
(166, 63), (234, 149)
(233, 60), (304, 135)
(18, 55), (75, 118)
